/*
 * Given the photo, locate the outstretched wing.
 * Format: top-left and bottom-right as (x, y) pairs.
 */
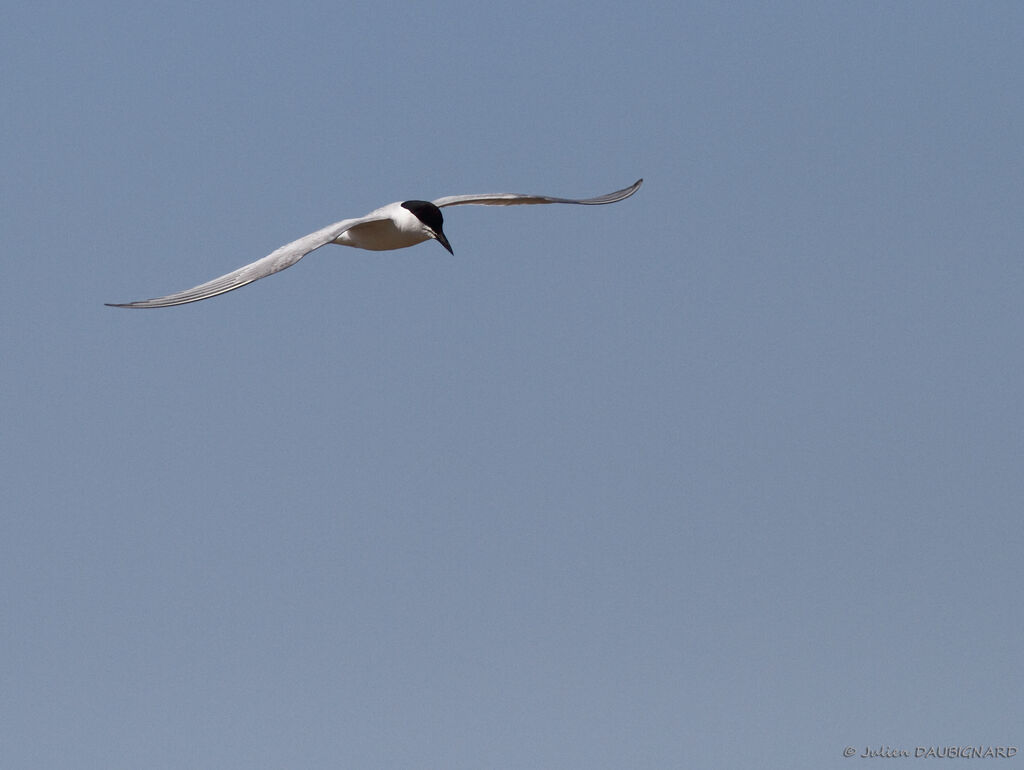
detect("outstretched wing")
(431, 178), (642, 209)
(106, 214), (387, 308)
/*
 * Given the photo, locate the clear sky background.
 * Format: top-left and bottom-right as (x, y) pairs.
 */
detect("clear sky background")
(2, 2), (1022, 768)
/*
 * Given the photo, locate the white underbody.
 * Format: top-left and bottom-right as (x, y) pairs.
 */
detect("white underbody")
(332, 203), (432, 251)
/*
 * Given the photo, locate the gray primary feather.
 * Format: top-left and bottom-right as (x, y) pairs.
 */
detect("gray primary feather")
(105, 215), (386, 309)
(431, 178), (642, 208)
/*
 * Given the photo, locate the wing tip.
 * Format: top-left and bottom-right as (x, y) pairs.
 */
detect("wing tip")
(105, 299), (191, 309)
(105, 301), (160, 309)
(589, 177), (643, 203)
(589, 177), (643, 204)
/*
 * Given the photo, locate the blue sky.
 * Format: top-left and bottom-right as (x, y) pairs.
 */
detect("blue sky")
(2, 2), (1022, 768)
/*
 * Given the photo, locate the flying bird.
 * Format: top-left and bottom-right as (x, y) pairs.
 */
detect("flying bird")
(106, 179), (642, 308)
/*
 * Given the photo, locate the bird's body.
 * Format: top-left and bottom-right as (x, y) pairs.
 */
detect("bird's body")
(332, 201), (448, 252)
(106, 179), (642, 308)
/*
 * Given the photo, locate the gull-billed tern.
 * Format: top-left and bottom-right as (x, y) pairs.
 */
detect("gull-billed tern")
(106, 178), (642, 308)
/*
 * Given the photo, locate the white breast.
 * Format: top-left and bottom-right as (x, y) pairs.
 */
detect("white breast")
(332, 203), (431, 251)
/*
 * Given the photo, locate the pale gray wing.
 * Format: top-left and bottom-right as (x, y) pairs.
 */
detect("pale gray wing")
(431, 178), (642, 208)
(106, 214), (386, 308)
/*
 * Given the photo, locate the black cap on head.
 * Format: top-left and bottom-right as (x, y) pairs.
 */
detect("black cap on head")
(402, 200), (453, 254)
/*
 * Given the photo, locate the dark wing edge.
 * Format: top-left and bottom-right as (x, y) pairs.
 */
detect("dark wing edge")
(431, 178), (643, 208)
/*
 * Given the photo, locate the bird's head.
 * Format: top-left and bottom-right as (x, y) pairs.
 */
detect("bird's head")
(401, 200), (454, 255)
